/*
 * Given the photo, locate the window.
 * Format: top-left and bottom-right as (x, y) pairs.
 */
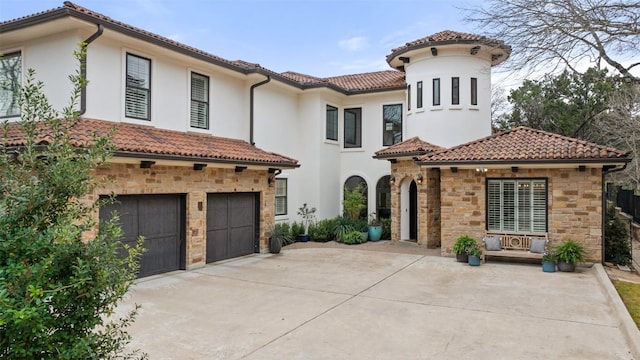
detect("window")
(487, 179), (547, 233)
(471, 77), (478, 106)
(376, 175), (391, 219)
(383, 104), (402, 146)
(451, 77), (460, 105)
(417, 81), (423, 108)
(190, 72), (209, 129)
(344, 108), (362, 148)
(125, 53), (151, 120)
(0, 51), (21, 118)
(275, 178), (287, 215)
(432, 78), (440, 106)
(407, 84), (411, 111)
(326, 105), (338, 141)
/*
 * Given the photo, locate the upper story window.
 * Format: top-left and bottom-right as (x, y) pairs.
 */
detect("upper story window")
(0, 51), (21, 118)
(487, 179), (547, 233)
(344, 108), (362, 148)
(451, 77), (460, 105)
(432, 78), (440, 106)
(125, 53), (151, 120)
(275, 178), (287, 216)
(417, 81), (423, 109)
(383, 104), (402, 146)
(326, 105), (338, 141)
(407, 84), (411, 111)
(471, 77), (478, 106)
(190, 72), (209, 129)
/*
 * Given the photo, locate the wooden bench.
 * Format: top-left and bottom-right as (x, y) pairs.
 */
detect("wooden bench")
(482, 232), (548, 263)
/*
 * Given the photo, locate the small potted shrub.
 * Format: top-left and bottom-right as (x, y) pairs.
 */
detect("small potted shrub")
(554, 240), (586, 272)
(453, 235), (476, 263)
(367, 212), (383, 242)
(467, 244), (482, 266)
(355, 219), (369, 242)
(267, 222), (292, 254)
(342, 230), (366, 245)
(542, 251), (556, 273)
(297, 203), (316, 242)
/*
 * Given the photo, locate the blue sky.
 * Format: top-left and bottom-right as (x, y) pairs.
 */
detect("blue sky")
(0, 0), (485, 78)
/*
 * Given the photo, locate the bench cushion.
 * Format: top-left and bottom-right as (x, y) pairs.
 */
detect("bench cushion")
(530, 238), (546, 253)
(485, 236), (502, 251)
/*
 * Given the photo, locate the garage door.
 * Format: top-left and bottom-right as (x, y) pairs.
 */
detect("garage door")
(207, 193), (258, 263)
(100, 195), (185, 278)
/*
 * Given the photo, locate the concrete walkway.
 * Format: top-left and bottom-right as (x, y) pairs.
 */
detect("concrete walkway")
(117, 246), (637, 359)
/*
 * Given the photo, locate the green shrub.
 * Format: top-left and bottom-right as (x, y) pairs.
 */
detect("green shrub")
(342, 230), (366, 245)
(335, 216), (354, 242)
(343, 184), (366, 221)
(273, 222), (295, 246)
(555, 239), (586, 264)
(380, 217), (391, 240)
(604, 205), (631, 265)
(290, 221), (305, 238)
(354, 219), (368, 232)
(309, 218), (336, 242)
(453, 235), (477, 255)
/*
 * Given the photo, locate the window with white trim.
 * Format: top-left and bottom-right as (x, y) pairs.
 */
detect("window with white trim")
(407, 84), (411, 111)
(383, 104), (402, 146)
(326, 105), (338, 141)
(275, 178), (287, 215)
(0, 51), (21, 118)
(190, 72), (209, 129)
(471, 77), (478, 106)
(432, 78), (440, 106)
(344, 107), (362, 148)
(417, 81), (423, 108)
(487, 179), (547, 233)
(125, 53), (151, 120)
(451, 77), (460, 105)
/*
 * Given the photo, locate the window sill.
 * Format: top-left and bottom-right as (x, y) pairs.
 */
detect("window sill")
(341, 147), (366, 153)
(430, 106), (443, 111)
(449, 106), (463, 110)
(122, 117), (154, 126)
(324, 139), (339, 145)
(468, 106), (479, 111)
(188, 127), (211, 134)
(415, 108), (425, 113)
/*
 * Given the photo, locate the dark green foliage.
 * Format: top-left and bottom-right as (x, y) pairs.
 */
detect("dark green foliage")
(335, 216), (355, 242)
(272, 222), (295, 246)
(453, 235), (477, 255)
(290, 222), (305, 238)
(308, 218), (337, 242)
(605, 205), (631, 265)
(342, 230), (366, 245)
(354, 219), (368, 232)
(554, 240), (586, 265)
(343, 184), (366, 221)
(0, 46), (144, 359)
(380, 217), (391, 240)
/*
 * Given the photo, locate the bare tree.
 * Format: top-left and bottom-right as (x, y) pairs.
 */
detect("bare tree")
(465, 0), (640, 82)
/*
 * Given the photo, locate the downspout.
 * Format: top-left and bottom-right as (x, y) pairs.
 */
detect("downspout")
(602, 163), (628, 264)
(79, 24), (104, 115)
(249, 75), (271, 145)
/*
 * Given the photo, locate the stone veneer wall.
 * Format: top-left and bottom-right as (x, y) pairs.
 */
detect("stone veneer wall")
(83, 162), (274, 269)
(440, 167), (603, 262)
(390, 160), (441, 247)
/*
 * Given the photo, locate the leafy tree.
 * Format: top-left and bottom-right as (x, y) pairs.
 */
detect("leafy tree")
(500, 67), (615, 139)
(0, 45), (145, 359)
(465, 0), (640, 83)
(343, 184), (366, 222)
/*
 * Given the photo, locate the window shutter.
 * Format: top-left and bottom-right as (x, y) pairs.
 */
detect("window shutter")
(125, 54), (151, 119)
(487, 180), (501, 231)
(190, 73), (209, 129)
(517, 182), (532, 231)
(532, 180), (547, 232)
(502, 181), (516, 231)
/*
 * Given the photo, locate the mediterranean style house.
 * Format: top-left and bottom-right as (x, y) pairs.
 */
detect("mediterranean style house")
(1, 2), (630, 276)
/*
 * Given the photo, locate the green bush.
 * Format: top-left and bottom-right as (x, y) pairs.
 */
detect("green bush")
(309, 218), (336, 242)
(342, 230), (366, 245)
(380, 217), (391, 240)
(273, 222), (295, 246)
(335, 216), (354, 242)
(605, 205), (631, 265)
(354, 219), (368, 232)
(0, 46), (144, 358)
(343, 184), (366, 221)
(555, 239), (586, 264)
(290, 221), (305, 238)
(453, 235), (477, 255)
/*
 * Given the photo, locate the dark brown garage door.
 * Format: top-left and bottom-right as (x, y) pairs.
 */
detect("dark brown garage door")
(206, 193), (259, 263)
(100, 194), (185, 278)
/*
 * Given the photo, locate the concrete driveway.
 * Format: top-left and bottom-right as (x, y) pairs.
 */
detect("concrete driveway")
(117, 244), (637, 359)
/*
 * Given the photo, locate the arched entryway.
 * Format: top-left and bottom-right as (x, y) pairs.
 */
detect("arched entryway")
(400, 178), (418, 241)
(344, 175), (368, 220)
(376, 175), (391, 219)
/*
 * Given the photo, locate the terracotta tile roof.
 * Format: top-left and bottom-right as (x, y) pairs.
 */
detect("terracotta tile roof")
(3, 118), (299, 167)
(418, 127), (630, 165)
(387, 30), (511, 65)
(374, 136), (444, 159)
(325, 71), (406, 92)
(280, 71), (327, 85)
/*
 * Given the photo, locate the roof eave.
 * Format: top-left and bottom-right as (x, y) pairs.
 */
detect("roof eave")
(373, 151), (428, 160)
(417, 157), (632, 167)
(113, 151), (300, 169)
(386, 39), (512, 65)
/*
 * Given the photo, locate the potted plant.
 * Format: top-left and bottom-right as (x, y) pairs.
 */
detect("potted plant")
(297, 203), (316, 242)
(554, 240), (586, 272)
(335, 216), (354, 242)
(355, 219), (369, 242)
(542, 251), (557, 273)
(467, 244), (482, 266)
(453, 235), (476, 263)
(368, 212), (383, 242)
(267, 222), (292, 254)
(342, 230), (366, 245)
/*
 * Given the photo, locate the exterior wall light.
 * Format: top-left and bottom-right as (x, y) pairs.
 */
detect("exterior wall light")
(389, 176), (396, 185)
(416, 174), (424, 184)
(475, 168), (488, 174)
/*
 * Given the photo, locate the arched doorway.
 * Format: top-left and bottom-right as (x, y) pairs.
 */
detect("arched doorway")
(344, 176), (368, 220)
(400, 178), (418, 241)
(376, 175), (391, 219)
(409, 181), (418, 241)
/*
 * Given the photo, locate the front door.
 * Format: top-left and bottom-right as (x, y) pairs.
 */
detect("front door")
(409, 180), (417, 241)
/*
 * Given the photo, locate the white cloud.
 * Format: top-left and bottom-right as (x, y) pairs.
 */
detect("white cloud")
(338, 36), (369, 52)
